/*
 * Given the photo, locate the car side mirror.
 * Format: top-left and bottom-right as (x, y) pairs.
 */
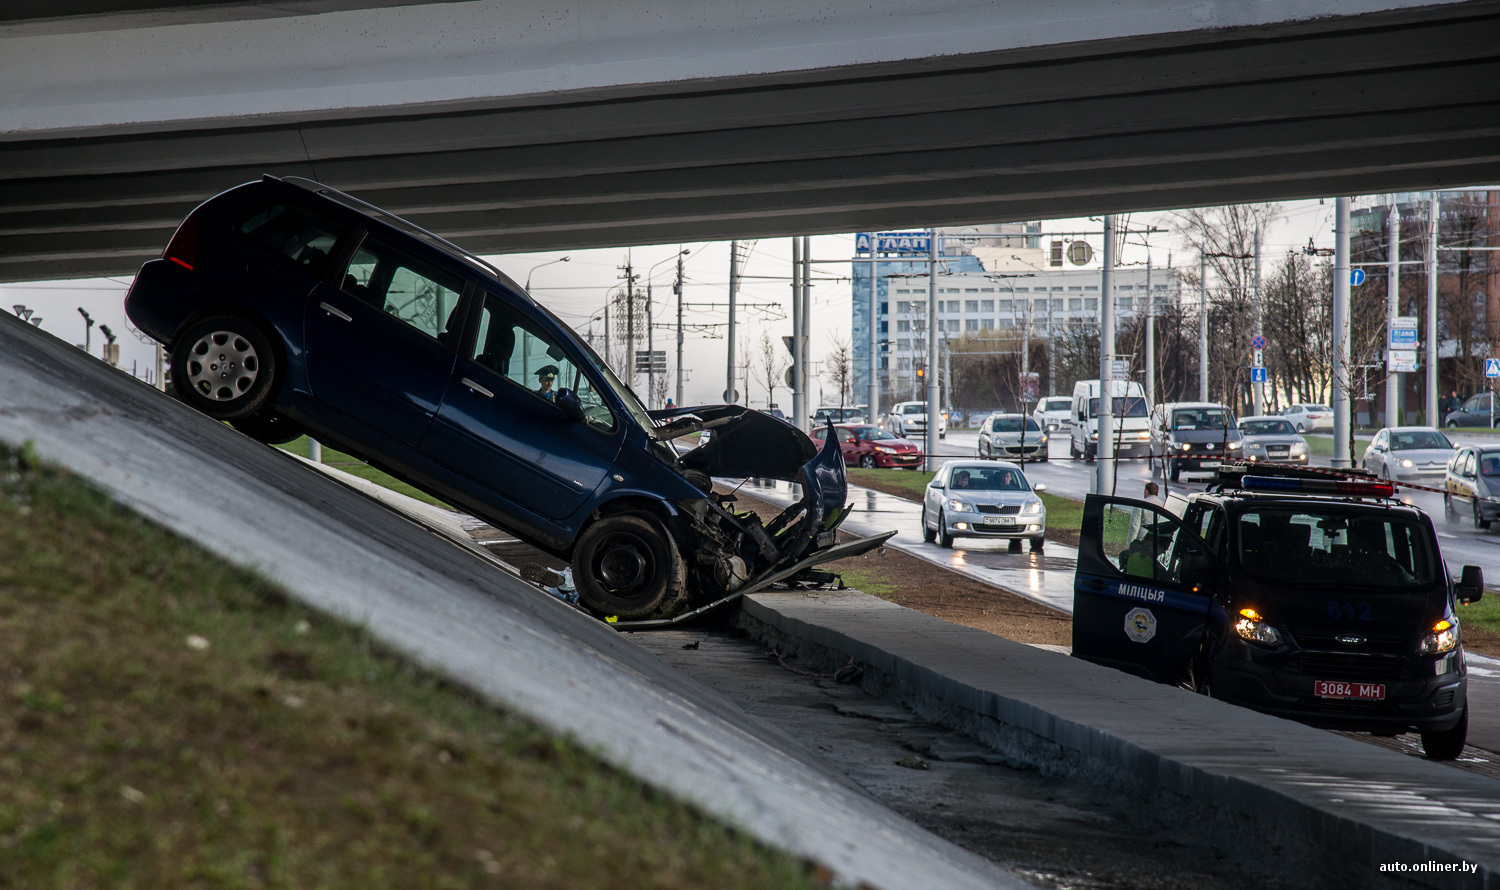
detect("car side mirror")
(1457, 565), (1484, 604)
(556, 388), (586, 422)
(1033, 483), (1047, 492)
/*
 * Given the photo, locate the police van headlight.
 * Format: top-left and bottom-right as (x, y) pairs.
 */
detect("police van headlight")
(1418, 619), (1459, 656)
(947, 499), (972, 513)
(1234, 608), (1283, 646)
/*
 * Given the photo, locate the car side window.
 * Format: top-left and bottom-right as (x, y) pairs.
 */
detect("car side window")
(1099, 502), (1208, 585)
(238, 202), (350, 277)
(469, 292), (615, 432)
(1463, 451), (1477, 477)
(836, 429), (858, 444)
(340, 238), (466, 342)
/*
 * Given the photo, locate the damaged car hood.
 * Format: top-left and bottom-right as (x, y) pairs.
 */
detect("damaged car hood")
(676, 405), (818, 481)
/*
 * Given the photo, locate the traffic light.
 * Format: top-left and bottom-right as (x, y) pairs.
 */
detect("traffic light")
(916, 365), (925, 379)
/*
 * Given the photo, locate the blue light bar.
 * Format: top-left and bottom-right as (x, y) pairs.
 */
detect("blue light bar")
(1240, 474), (1395, 498)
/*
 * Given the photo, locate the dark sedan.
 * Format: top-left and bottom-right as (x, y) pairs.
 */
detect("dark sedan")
(124, 175), (882, 621)
(1444, 393), (1498, 428)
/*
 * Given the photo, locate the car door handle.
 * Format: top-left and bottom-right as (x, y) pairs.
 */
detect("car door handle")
(319, 302), (353, 322)
(461, 378), (494, 398)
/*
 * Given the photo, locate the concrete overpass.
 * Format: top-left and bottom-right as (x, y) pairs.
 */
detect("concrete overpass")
(3, 0), (1499, 281)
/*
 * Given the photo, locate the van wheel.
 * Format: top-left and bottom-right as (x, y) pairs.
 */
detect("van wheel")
(1070, 442), (1080, 460)
(171, 315), (279, 421)
(572, 514), (688, 620)
(1421, 709), (1468, 761)
(230, 412), (304, 445)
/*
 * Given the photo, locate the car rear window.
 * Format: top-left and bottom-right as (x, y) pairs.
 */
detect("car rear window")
(238, 202), (349, 277)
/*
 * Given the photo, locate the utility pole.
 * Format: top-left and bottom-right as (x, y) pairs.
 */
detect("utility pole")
(791, 237), (803, 429)
(1252, 224), (1264, 416)
(1426, 192), (1439, 425)
(622, 253), (636, 391)
(802, 235), (812, 425)
(726, 240), (739, 403)
(646, 283), (655, 402)
(1386, 205), (1401, 427)
(866, 237), (880, 422)
(603, 289), (612, 369)
(1333, 198), (1353, 468)
(675, 250), (685, 408)
(1199, 245), (1209, 401)
(1046, 277), (1055, 397)
(925, 229), (940, 471)
(1097, 215), (1117, 495)
(1145, 254), (1155, 407)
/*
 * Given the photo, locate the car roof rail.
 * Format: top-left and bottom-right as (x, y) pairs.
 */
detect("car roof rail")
(273, 175), (510, 285)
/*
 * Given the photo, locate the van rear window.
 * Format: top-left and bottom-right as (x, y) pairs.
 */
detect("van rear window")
(238, 203), (350, 277)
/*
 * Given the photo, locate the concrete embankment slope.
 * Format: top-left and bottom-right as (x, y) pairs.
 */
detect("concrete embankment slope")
(743, 590), (1500, 890)
(0, 316), (1020, 890)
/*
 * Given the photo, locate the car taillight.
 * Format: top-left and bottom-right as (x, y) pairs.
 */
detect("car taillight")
(163, 212), (199, 270)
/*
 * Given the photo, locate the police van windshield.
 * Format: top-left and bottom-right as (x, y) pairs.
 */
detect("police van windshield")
(1237, 509), (1437, 589)
(1088, 397), (1148, 418)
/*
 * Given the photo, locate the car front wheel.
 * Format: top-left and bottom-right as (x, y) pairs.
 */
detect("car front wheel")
(937, 510), (953, 548)
(860, 455), (877, 469)
(171, 315), (279, 421)
(1421, 709), (1468, 761)
(572, 513), (688, 620)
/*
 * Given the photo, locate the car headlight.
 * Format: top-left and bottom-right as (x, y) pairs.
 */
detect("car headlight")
(1291, 442), (1307, 455)
(874, 445), (897, 453)
(1180, 442), (1191, 451)
(947, 499), (972, 512)
(1228, 441), (1242, 450)
(1418, 619), (1459, 656)
(1090, 431), (1098, 440)
(1025, 499), (1043, 514)
(1137, 431), (1150, 440)
(1233, 608), (1283, 647)
(1400, 458), (1414, 468)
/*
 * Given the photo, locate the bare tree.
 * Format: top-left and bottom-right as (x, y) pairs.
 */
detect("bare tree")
(756, 329), (789, 411)
(822, 334), (854, 409)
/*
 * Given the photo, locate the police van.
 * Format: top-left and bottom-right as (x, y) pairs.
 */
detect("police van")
(1071, 464), (1482, 759)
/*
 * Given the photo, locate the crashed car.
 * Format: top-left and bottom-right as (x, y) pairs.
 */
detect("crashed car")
(124, 175), (886, 621)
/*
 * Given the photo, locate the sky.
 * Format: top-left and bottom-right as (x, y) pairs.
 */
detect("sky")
(1, 197), (1349, 408)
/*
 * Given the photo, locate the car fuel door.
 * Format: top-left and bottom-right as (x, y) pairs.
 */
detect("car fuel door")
(1073, 494), (1215, 684)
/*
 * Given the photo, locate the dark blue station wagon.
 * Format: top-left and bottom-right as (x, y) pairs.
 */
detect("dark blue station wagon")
(126, 176), (873, 621)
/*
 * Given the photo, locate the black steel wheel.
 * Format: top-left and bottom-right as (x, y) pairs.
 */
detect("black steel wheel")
(171, 315), (279, 421)
(1421, 709), (1468, 761)
(572, 514), (687, 619)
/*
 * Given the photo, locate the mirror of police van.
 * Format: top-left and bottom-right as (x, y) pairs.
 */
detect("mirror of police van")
(556, 388), (585, 422)
(1458, 565), (1484, 604)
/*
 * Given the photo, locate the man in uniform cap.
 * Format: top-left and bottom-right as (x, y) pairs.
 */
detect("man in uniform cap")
(535, 364), (559, 401)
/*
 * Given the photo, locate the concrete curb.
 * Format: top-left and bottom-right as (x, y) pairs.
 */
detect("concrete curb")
(741, 589), (1500, 890)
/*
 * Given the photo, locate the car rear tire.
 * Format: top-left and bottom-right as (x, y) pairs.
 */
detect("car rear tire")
(922, 507), (937, 543)
(1447, 420), (1458, 429)
(1295, 422), (1305, 432)
(1421, 709), (1468, 761)
(230, 412), (304, 445)
(171, 315), (279, 421)
(937, 511), (953, 548)
(859, 455), (877, 469)
(571, 514), (688, 620)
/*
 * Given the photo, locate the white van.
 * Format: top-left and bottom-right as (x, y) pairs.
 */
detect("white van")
(1069, 379), (1152, 461)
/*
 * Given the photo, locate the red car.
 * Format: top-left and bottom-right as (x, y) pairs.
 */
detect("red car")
(811, 424), (923, 469)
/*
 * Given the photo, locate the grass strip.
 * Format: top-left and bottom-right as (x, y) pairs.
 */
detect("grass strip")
(274, 435), (453, 509)
(0, 443), (821, 890)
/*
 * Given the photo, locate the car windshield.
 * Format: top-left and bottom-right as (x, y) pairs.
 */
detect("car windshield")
(1237, 508), (1438, 589)
(1044, 399), (1071, 411)
(992, 417), (1042, 433)
(853, 426), (897, 440)
(1241, 419), (1295, 435)
(947, 466), (1030, 491)
(572, 333), (655, 433)
(1087, 397), (1148, 418)
(1173, 408), (1230, 430)
(1390, 430), (1452, 451)
(902, 405), (925, 415)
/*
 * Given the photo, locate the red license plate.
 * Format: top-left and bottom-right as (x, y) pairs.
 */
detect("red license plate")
(1314, 680), (1385, 700)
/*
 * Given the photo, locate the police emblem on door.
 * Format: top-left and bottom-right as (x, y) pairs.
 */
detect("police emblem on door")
(1124, 607), (1157, 643)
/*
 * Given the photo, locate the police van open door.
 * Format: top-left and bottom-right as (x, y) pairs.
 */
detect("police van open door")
(1073, 494), (1215, 685)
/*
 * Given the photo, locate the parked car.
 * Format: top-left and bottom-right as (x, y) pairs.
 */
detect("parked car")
(1444, 393), (1497, 428)
(1072, 464), (1481, 760)
(1032, 396), (1072, 432)
(124, 175), (884, 621)
(810, 424), (922, 469)
(1150, 402), (1243, 481)
(886, 400), (946, 440)
(976, 414), (1048, 462)
(814, 406), (865, 425)
(1280, 403), (1334, 433)
(1361, 427), (1454, 484)
(1444, 445), (1500, 529)
(920, 461), (1047, 552)
(1236, 416), (1309, 464)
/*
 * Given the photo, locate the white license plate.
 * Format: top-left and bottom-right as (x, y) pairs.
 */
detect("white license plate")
(1314, 680), (1385, 701)
(1198, 461), (1220, 469)
(981, 516), (1014, 526)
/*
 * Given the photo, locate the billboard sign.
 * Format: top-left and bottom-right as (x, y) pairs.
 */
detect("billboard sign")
(855, 231), (932, 255)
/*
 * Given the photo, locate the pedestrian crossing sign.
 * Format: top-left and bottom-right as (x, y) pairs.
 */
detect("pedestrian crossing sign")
(1487, 358), (1500, 378)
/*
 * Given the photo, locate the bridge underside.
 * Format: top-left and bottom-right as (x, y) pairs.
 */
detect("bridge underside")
(2, 0), (1499, 281)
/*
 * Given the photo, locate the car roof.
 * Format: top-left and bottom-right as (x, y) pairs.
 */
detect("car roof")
(1161, 401), (1230, 410)
(942, 459), (1025, 472)
(1239, 415), (1294, 424)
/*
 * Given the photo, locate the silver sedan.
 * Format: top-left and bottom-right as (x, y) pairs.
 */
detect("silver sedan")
(1361, 426), (1455, 485)
(1237, 416), (1309, 464)
(921, 461), (1047, 552)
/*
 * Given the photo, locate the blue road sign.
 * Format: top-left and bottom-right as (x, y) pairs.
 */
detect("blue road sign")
(1251, 367), (1267, 383)
(1251, 335), (1266, 351)
(1487, 358), (1500, 379)
(1351, 269), (1366, 286)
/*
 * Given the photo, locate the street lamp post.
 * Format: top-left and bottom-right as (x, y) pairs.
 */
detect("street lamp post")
(524, 256), (570, 292)
(78, 307), (94, 354)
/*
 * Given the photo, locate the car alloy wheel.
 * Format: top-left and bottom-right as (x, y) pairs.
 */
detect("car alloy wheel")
(170, 315), (279, 421)
(860, 455), (877, 469)
(922, 507), (936, 543)
(937, 510), (953, 548)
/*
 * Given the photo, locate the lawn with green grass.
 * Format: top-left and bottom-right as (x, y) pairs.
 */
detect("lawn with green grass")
(1304, 435), (1371, 458)
(274, 435), (452, 509)
(0, 443), (820, 890)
